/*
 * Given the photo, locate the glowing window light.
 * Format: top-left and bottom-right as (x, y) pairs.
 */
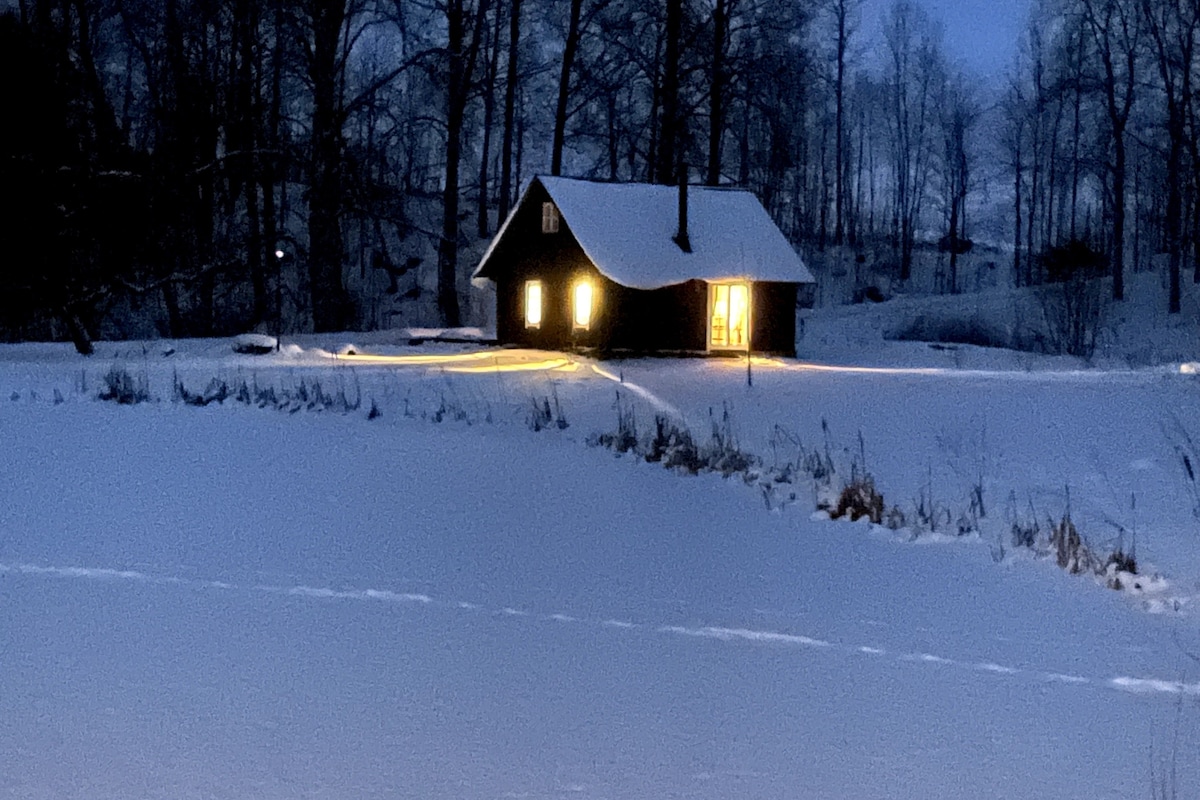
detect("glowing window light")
(525, 280), (543, 328)
(573, 281), (593, 329)
(711, 284), (729, 346)
(728, 283), (748, 346)
(709, 282), (750, 348)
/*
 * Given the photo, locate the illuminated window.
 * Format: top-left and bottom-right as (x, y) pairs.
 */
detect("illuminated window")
(541, 202), (559, 233)
(709, 282), (750, 348)
(524, 280), (543, 328)
(573, 281), (594, 330)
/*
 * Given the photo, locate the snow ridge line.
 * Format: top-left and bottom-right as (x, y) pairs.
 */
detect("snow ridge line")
(1, 559), (1186, 698)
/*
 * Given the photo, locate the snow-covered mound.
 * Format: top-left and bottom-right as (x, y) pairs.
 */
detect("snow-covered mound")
(231, 333), (278, 354)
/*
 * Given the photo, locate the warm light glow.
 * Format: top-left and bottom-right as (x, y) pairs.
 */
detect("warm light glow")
(525, 280), (543, 327)
(335, 351), (501, 366)
(709, 282), (750, 348)
(573, 281), (593, 329)
(447, 357), (578, 374)
(331, 349), (578, 373)
(728, 284), (748, 345)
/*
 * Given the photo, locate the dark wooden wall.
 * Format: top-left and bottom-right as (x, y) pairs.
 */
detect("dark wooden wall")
(750, 282), (799, 357)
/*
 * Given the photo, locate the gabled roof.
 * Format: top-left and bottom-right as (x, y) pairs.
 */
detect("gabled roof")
(472, 176), (815, 290)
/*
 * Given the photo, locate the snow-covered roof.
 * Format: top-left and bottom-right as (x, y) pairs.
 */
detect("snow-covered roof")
(473, 176), (814, 290)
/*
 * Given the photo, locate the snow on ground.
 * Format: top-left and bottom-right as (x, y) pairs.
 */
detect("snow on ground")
(1, 313), (1200, 797)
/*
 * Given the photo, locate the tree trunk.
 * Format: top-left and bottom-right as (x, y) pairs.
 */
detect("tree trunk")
(1165, 119), (1184, 313)
(705, 0), (726, 186)
(498, 0), (521, 221)
(1027, 144), (1038, 285)
(478, 2), (502, 237)
(1112, 126), (1126, 301)
(834, 0), (847, 245)
(262, 0), (285, 328)
(438, 0), (489, 327)
(235, 0), (267, 327)
(947, 191), (959, 294)
(1146, 1), (1193, 311)
(655, 0), (682, 185)
(63, 308), (94, 356)
(551, 0), (583, 176)
(1013, 143), (1023, 287)
(439, 0), (468, 327)
(307, 2), (349, 332)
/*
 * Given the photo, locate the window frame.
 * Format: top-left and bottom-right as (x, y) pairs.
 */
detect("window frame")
(541, 202), (560, 234)
(707, 281), (751, 350)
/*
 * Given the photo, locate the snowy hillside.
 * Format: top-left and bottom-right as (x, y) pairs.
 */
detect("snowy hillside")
(2, 312), (1199, 798)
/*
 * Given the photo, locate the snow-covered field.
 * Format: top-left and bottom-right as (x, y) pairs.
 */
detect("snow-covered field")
(2, 320), (1200, 798)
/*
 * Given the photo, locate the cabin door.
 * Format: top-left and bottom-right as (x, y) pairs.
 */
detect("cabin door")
(708, 282), (750, 350)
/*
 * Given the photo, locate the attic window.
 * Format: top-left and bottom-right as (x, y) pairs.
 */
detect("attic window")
(541, 202), (560, 234)
(524, 280), (543, 328)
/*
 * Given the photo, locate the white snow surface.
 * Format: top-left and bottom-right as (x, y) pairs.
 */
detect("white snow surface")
(474, 176), (816, 289)
(2, 324), (1200, 798)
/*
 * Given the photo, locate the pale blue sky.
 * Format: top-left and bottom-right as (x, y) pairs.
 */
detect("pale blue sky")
(859, 0), (1034, 81)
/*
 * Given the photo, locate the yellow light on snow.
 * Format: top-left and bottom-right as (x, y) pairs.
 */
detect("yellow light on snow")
(335, 351), (501, 366)
(525, 280), (543, 327)
(573, 281), (593, 329)
(447, 357), (578, 374)
(707, 357), (944, 376)
(331, 349), (579, 374)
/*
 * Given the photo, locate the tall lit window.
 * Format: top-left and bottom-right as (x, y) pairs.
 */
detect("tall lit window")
(541, 202), (560, 233)
(709, 282), (750, 348)
(525, 280), (543, 328)
(573, 281), (594, 330)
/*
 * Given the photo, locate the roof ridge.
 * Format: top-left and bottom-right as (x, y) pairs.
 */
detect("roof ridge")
(537, 174), (752, 193)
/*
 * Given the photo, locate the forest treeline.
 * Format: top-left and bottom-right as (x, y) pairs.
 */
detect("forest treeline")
(0, 0), (1196, 353)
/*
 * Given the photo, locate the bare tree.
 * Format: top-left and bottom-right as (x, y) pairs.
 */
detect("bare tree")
(497, 0), (521, 220)
(1143, 0), (1197, 312)
(655, 0), (684, 184)
(551, 0), (584, 175)
(884, 0), (940, 281)
(1000, 77), (1028, 288)
(300, 0), (358, 332)
(1079, 0), (1140, 303)
(478, 1), (502, 237)
(436, 0), (490, 327)
(829, 0), (858, 245)
(937, 68), (978, 293)
(1022, 15), (1050, 285)
(705, 0), (728, 185)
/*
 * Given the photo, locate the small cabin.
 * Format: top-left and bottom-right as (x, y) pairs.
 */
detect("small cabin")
(472, 176), (815, 357)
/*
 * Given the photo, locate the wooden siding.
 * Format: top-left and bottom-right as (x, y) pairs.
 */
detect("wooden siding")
(750, 282), (799, 356)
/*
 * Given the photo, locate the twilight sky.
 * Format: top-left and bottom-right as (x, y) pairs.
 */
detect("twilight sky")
(858, 0), (1034, 82)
